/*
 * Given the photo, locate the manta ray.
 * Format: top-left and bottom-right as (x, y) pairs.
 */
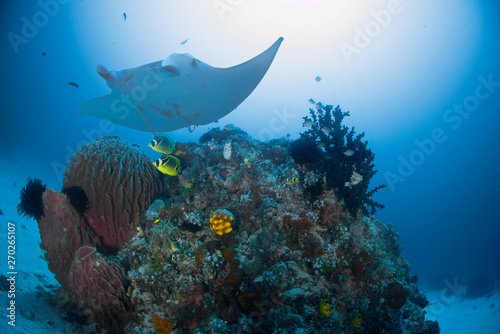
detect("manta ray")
(76, 37), (284, 133)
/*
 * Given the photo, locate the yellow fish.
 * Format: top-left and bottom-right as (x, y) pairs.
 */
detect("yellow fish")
(351, 314), (362, 328)
(319, 299), (331, 316)
(154, 154), (181, 176)
(148, 134), (176, 154)
(178, 174), (193, 188)
(286, 177), (299, 184)
(243, 156), (251, 168)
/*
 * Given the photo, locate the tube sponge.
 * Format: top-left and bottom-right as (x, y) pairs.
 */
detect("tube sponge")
(63, 136), (161, 250)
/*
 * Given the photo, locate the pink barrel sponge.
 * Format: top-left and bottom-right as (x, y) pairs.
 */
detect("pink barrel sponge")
(68, 246), (132, 333)
(38, 189), (98, 289)
(63, 136), (161, 250)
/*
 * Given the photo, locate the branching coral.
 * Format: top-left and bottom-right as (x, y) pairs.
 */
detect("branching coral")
(291, 103), (386, 214)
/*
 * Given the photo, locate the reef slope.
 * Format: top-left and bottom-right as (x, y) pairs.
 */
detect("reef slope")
(123, 127), (438, 334)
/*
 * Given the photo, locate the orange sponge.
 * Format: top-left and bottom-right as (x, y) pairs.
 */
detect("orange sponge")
(209, 209), (234, 235)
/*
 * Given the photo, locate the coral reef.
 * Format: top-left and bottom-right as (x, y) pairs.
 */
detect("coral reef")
(63, 136), (162, 250)
(19, 136), (163, 333)
(291, 102), (386, 215)
(21, 126), (436, 333)
(118, 127), (437, 333)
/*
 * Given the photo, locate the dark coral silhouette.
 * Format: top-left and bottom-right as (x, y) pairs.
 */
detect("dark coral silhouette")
(291, 103), (386, 214)
(17, 177), (47, 220)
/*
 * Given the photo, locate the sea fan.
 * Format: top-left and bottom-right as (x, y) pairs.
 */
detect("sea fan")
(17, 178), (47, 220)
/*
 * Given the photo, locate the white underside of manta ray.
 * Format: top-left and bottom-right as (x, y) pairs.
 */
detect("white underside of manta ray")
(76, 37), (284, 133)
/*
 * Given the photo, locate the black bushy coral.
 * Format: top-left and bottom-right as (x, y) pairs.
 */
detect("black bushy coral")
(292, 102), (385, 214)
(17, 178), (47, 220)
(289, 137), (322, 165)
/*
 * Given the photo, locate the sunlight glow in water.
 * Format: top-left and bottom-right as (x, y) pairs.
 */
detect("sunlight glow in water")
(69, 0), (481, 140)
(268, 0), (329, 8)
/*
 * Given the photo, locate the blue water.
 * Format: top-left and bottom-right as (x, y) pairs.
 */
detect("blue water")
(0, 0), (499, 299)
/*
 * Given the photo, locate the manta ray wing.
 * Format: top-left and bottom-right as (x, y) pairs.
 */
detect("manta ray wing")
(76, 37), (284, 133)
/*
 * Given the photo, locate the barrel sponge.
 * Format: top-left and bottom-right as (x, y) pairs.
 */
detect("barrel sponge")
(38, 189), (98, 290)
(63, 136), (161, 250)
(68, 246), (132, 333)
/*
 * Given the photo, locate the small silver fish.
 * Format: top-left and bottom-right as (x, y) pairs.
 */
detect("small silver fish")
(321, 126), (331, 134)
(303, 121), (314, 127)
(123, 13), (127, 22)
(344, 149), (355, 157)
(180, 38), (189, 45)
